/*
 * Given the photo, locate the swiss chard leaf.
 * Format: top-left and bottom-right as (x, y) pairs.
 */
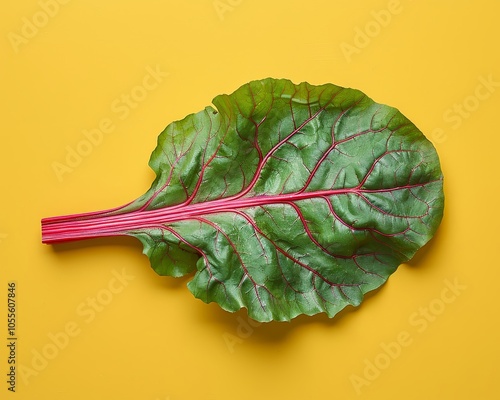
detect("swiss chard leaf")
(42, 78), (444, 322)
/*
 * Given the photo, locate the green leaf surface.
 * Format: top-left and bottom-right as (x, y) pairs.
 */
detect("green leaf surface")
(42, 78), (444, 322)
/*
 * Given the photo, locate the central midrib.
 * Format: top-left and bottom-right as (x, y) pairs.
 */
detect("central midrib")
(43, 187), (360, 239)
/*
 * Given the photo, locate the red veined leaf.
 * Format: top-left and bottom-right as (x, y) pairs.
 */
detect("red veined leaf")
(42, 78), (444, 322)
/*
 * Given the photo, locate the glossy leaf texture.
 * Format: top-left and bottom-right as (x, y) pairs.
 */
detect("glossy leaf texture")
(42, 78), (444, 322)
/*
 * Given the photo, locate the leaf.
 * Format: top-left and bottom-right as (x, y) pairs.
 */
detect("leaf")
(42, 78), (444, 322)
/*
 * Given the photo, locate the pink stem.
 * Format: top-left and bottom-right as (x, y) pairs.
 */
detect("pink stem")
(41, 188), (357, 244)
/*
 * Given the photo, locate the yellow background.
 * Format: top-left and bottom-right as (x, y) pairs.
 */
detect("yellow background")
(1, 1), (499, 399)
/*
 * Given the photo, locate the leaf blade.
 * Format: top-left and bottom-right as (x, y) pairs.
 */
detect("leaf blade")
(125, 78), (443, 321)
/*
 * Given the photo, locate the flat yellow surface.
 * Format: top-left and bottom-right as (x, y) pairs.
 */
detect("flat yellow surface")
(1, 1), (499, 399)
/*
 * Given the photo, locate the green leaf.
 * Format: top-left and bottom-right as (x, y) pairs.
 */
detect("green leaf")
(42, 78), (444, 322)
